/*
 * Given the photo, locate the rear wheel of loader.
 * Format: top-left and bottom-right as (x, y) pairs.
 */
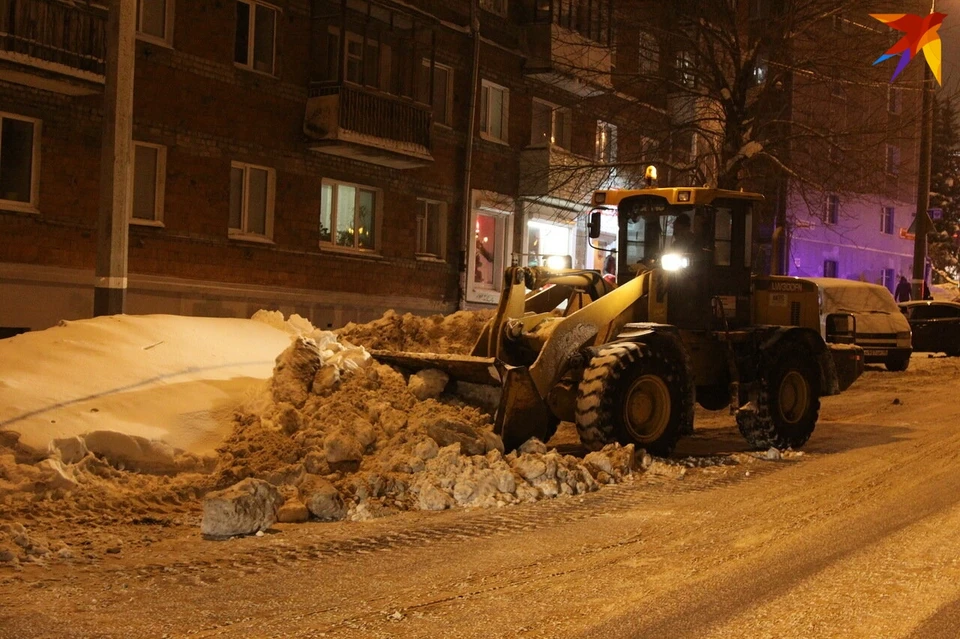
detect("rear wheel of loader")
(737, 342), (820, 450)
(576, 342), (685, 456)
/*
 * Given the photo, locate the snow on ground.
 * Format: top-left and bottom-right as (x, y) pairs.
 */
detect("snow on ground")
(0, 313), (293, 458)
(0, 308), (659, 549)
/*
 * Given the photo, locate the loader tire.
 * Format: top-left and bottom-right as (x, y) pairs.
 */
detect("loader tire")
(737, 341), (820, 450)
(575, 341), (686, 456)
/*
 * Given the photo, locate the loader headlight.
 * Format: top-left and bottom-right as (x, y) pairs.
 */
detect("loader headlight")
(661, 253), (690, 271)
(545, 254), (572, 270)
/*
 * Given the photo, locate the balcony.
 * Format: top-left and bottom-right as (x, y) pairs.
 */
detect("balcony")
(520, 0), (613, 96)
(0, 0), (107, 95)
(519, 145), (612, 208)
(304, 83), (433, 170)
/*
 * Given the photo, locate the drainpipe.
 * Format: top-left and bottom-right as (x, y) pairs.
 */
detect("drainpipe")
(458, 0), (481, 310)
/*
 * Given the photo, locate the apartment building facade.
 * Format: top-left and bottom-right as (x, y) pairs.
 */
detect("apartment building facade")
(0, 0), (661, 332)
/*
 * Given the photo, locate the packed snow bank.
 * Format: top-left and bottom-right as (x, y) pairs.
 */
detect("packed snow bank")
(0, 314), (293, 457)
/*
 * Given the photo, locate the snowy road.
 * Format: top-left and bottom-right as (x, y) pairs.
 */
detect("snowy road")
(2, 355), (960, 638)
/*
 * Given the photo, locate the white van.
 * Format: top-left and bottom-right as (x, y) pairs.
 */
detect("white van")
(805, 278), (913, 371)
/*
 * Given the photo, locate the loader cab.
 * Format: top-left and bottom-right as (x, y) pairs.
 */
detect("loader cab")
(590, 186), (763, 330)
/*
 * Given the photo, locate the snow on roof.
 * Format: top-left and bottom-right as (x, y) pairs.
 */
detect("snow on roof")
(0, 314), (293, 457)
(803, 278), (902, 315)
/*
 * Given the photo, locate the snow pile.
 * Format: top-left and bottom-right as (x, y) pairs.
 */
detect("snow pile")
(0, 309), (658, 539)
(209, 323), (642, 531)
(0, 522), (70, 568)
(336, 309), (493, 354)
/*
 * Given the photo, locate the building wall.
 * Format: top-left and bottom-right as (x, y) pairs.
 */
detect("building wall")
(787, 192), (915, 291)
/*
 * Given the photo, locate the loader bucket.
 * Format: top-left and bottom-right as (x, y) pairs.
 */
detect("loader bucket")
(494, 364), (553, 451)
(368, 350), (501, 386)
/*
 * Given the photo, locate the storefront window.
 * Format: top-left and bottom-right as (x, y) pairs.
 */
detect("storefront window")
(474, 214), (498, 289)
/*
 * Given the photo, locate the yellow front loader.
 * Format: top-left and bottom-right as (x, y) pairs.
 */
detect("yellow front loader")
(374, 183), (864, 454)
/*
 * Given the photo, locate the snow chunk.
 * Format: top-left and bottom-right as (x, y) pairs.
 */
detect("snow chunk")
(201, 478), (282, 538)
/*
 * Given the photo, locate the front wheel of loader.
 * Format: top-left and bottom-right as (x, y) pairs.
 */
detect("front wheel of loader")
(737, 342), (820, 450)
(575, 342), (685, 457)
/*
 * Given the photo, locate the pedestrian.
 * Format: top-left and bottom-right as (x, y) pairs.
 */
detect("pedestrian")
(894, 275), (912, 302)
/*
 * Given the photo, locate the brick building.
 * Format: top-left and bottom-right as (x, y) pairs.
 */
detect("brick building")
(0, 0), (926, 334)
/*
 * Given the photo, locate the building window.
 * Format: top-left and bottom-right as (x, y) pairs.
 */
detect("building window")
(885, 144), (900, 175)
(530, 99), (571, 150)
(887, 86), (902, 114)
(131, 142), (165, 224)
(0, 113), (39, 210)
(480, 80), (509, 143)
(881, 206), (895, 235)
(480, 0), (507, 17)
(416, 199), (446, 258)
(823, 260), (838, 278)
(676, 51), (695, 87)
(881, 268), (895, 291)
(596, 121), (618, 163)
(235, 0), (277, 75)
(320, 179), (379, 251)
(420, 61), (453, 127)
(136, 0), (173, 46)
(638, 32), (659, 75)
(229, 162), (275, 238)
(753, 53), (768, 85)
(345, 33), (382, 87)
(824, 194), (839, 224)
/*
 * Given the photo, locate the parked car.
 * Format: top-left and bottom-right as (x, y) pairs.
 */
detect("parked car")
(806, 278), (913, 371)
(897, 300), (960, 357)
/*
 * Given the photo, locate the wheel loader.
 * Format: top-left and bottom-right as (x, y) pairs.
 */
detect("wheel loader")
(373, 178), (864, 455)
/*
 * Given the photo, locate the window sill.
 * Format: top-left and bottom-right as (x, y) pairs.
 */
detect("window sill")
(233, 63), (278, 80)
(415, 254), (446, 263)
(136, 34), (173, 49)
(479, 133), (510, 146)
(320, 244), (383, 259)
(0, 202), (39, 215)
(228, 231), (275, 245)
(130, 218), (165, 228)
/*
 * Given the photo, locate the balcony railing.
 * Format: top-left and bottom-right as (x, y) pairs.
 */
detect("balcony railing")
(305, 83), (433, 167)
(518, 0), (612, 46)
(308, 83), (432, 150)
(0, 0), (106, 76)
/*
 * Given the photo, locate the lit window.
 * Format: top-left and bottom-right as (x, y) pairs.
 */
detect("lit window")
(320, 179), (380, 251)
(0, 112), (39, 210)
(235, 0), (277, 75)
(530, 99), (571, 149)
(229, 162), (275, 238)
(136, 0), (173, 45)
(131, 142), (165, 224)
(676, 51), (695, 87)
(480, 80), (509, 143)
(753, 53), (768, 85)
(416, 199), (446, 257)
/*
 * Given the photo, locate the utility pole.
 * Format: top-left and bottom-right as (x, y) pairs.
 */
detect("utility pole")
(459, 0), (481, 309)
(94, 0), (136, 316)
(912, 0), (936, 299)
